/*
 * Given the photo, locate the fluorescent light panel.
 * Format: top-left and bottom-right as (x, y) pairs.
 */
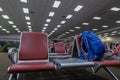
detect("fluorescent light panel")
(8, 21), (14, 24)
(49, 12), (55, 17)
(102, 25), (108, 28)
(20, 0), (27, 3)
(92, 29), (98, 31)
(23, 8), (29, 13)
(2, 15), (10, 19)
(53, 1), (61, 8)
(82, 23), (89, 25)
(27, 22), (31, 25)
(60, 21), (66, 24)
(116, 20), (120, 23)
(46, 19), (51, 22)
(74, 5), (83, 12)
(93, 17), (101, 20)
(57, 25), (61, 28)
(12, 25), (17, 28)
(75, 26), (80, 29)
(0, 7), (3, 11)
(25, 16), (30, 20)
(110, 7), (120, 11)
(66, 14), (73, 19)
(0, 26), (2, 28)
(28, 26), (31, 28)
(44, 24), (48, 26)
(69, 29), (74, 32)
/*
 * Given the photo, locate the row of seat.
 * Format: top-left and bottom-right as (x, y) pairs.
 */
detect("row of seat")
(7, 32), (120, 80)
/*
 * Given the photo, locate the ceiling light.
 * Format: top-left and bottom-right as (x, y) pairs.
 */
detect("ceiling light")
(57, 25), (61, 28)
(53, 1), (61, 8)
(18, 31), (21, 33)
(116, 20), (120, 23)
(43, 27), (47, 29)
(69, 29), (74, 32)
(49, 12), (55, 17)
(15, 28), (19, 31)
(74, 5), (83, 12)
(104, 33), (109, 34)
(27, 22), (31, 25)
(93, 17), (101, 20)
(20, 0), (27, 3)
(54, 28), (58, 30)
(46, 19), (51, 22)
(44, 24), (48, 26)
(42, 30), (45, 32)
(60, 21), (66, 24)
(62, 34), (65, 35)
(0, 7), (3, 11)
(75, 26), (81, 29)
(25, 16), (30, 20)
(65, 32), (70, 34)
(112, 31), (117, 33)
(82, 23), (89, 25)
(8, 21), (14, 24)
(28, 26), (31, 28)
(110, 7), (120, 11)
(23, 8), (29, 13)
(6, 31), (10, 33)
(66, 14), (73, 19)
(92, 29), (98, 31)
(2, 29), (6, 31)
(29, 29), (32, 31)
(102, 25), (108, 28)
(12, 25), (17, 28)
(0, 26), (2, 28)
(110, 34), (115, 36)
(52, 30), (55, 33)
(2, 15), (10, 19)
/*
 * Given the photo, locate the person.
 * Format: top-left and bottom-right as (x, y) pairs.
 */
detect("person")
(113, 44), (120, 56)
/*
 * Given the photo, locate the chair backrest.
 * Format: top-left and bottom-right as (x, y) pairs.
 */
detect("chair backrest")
(54, 42), (66, 53)
(66, 44), (73, 54)
(71, 35), (81, 58)
(18, 32), (48, 60)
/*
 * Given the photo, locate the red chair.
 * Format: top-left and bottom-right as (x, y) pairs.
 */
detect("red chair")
(74, 35), (120, 80)
(66, 44), (73, 54)
(7, 32), (56, 80)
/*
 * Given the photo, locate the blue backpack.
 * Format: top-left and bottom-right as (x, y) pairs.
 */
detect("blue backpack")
(79, 31), (105, 61)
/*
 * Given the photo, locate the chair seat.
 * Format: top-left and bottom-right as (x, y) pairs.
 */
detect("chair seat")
(96, 60), (120, 67)
(8, 62), (56, 73)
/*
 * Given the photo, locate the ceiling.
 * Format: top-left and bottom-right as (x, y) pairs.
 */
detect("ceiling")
(0, 0), (120, 39)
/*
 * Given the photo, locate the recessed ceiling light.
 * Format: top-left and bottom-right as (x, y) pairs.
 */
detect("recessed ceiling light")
(0, 26), (2, 28)
(42, 29), (45, 32)
(15, 28), (19, 31)
(110, 7), (120, 11)
(8, 21), (14, 24)
(69, 29), (74, 32)
(66, 14), (73, 19)
(6, 31), (10, 33)
(60, 21), (66, 24)
(2, 29), (6, 31)
(82, 23), (89, 25)
(2, 15), (10, 19)
(44, 24), (48, 26)
(18, 31), (21, 33)
(102, 25), (108, 28)
(116, 20), (120, 23)
(93, 17), (101, 20)
(112, 31), (117, 33)
(92, 29), (98, 31)
(57, 25), (61, 28)
(74, 5), (83, 12)
(52, 30), (55, 33)
(23, 8), (29, 13)
(12, 25), (17, 28)
(43, 27), (47, 29)
(49, 12), (55, 17)
(65, 32), (70, 34)
(46, 19), (51, 22)
(28, 26), (31, 28)
(75, 26), (81, 29)
(27, 22), (31, 25)
(20, 0), (27, 3)
(25, 16), (30, 20)
(53, 1), (61, 8)
(0, 7), (3, 11)
(54, 28), (58, 30)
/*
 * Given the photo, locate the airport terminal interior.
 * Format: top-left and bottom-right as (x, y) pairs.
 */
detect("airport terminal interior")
(0, 0), (120, 80)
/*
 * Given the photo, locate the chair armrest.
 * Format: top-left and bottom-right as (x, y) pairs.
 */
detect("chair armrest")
(8, 48), (18, 64)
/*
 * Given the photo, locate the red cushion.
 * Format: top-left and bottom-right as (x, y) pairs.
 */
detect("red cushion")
(8, 62), (55, 73)
(55, 42), (65, 53)
(96, 60), (120, 67)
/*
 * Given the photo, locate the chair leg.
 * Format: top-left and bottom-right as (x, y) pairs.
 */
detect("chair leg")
(103, 67), (119, 80)
(9, 73), (20, 80)
(94, 66), (101, 73)
(91, 67), (95, 73)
